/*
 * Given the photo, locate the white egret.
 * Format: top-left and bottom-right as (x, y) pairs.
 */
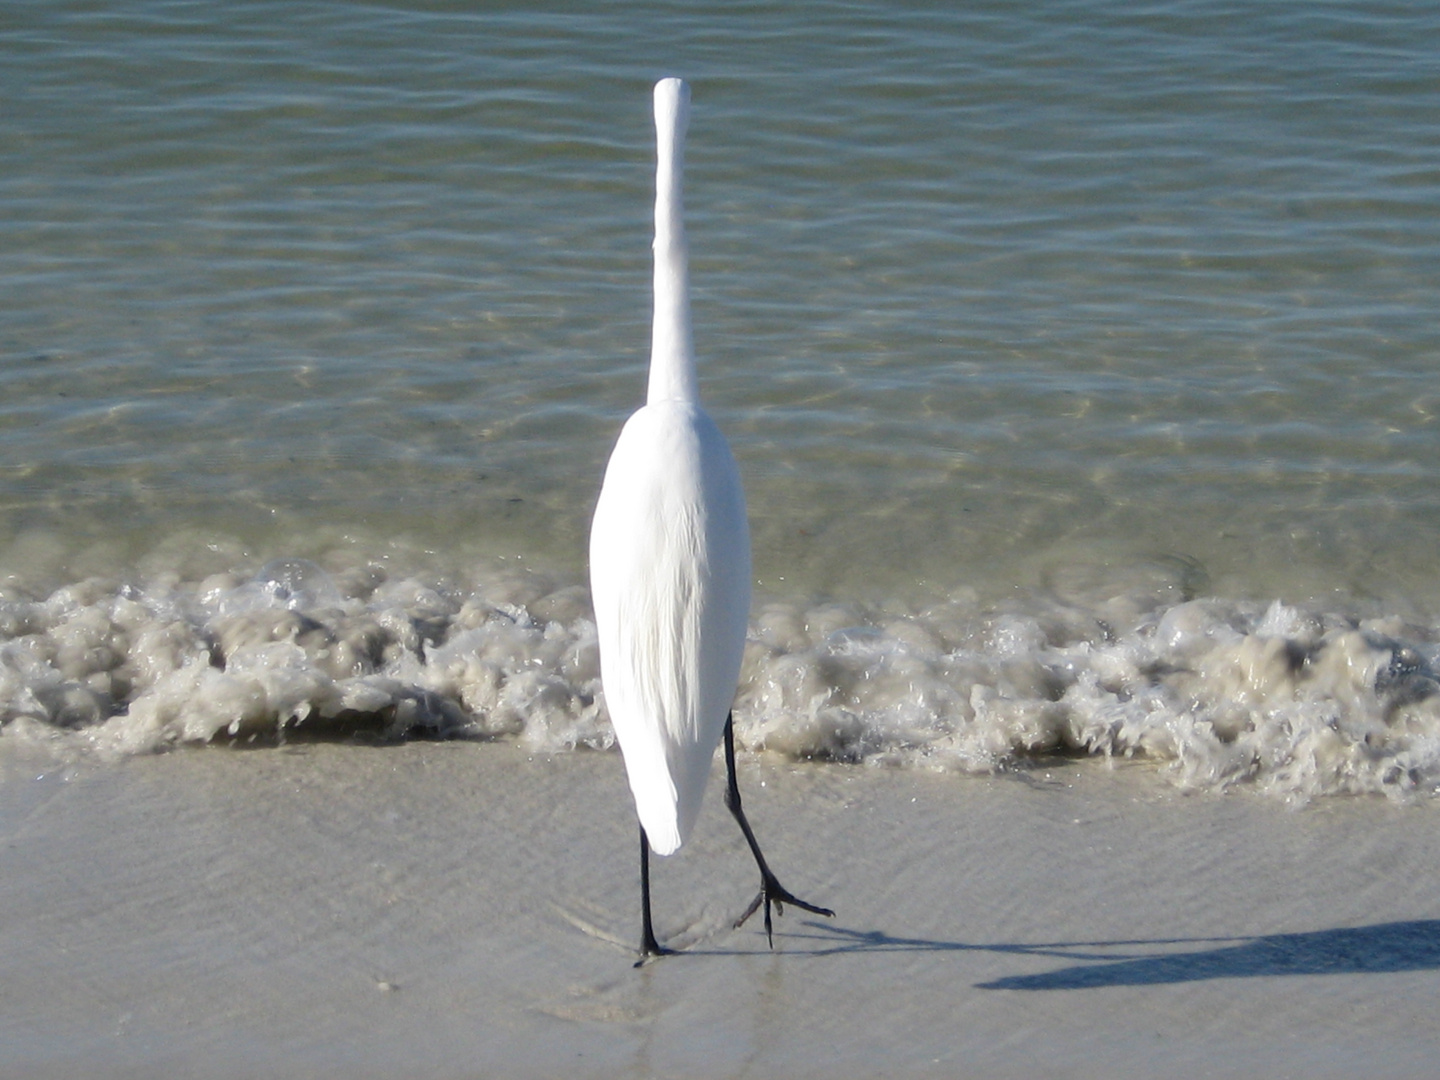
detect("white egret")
(590, 78), (832, 963)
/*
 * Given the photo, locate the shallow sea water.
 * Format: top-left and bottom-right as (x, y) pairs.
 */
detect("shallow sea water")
(2, 1), (1439, 799)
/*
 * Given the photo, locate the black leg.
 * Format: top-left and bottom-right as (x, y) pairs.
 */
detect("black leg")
(637, 826), (674, 966)
(723, 713), (834, 947)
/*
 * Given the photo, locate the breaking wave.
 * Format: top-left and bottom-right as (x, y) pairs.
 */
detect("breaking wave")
(3, 557), (1439, 802)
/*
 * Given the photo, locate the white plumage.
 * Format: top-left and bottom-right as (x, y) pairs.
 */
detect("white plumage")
(589, 399), (750, 855)
(590, 78), (749, 857)
(590, 78), (830, 961)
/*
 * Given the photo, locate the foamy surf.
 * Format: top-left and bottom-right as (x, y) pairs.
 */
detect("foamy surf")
(2, 556), (1438, 802)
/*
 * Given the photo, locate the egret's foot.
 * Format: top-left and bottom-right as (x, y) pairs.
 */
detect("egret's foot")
(735, 872), (835, 948)
(634, 942), (676, 968)
(636, 926), (677, 967)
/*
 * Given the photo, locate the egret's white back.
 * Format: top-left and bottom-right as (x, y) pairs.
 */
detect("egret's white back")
(590, 78), (752, 857)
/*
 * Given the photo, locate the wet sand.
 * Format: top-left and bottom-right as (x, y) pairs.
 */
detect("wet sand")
(2, 741), (1438, 1078)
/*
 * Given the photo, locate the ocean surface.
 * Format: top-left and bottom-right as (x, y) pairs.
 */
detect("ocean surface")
(2, 0), (1439, 800)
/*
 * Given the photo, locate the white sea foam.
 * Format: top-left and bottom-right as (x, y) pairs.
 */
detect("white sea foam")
(2, 558), (1438, 802)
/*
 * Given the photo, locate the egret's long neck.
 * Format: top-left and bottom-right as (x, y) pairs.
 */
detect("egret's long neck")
(647, 79), (698, 406)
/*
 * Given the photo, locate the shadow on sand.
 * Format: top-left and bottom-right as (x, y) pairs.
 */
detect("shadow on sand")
(781, 919), (1440, 990)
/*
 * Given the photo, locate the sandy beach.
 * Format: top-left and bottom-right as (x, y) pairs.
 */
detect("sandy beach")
(3, 740), (1438, 1079)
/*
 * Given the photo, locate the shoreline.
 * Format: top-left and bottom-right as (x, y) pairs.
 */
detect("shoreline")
(3, 742), (1439, 1077)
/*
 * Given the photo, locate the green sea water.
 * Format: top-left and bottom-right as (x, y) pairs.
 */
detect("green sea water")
(1, 0), (1436, 609)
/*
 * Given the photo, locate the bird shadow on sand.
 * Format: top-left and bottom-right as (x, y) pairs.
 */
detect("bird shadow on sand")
(753, 918), (1440, 990)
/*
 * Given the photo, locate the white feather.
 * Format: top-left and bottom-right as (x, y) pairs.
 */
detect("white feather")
(589, 77), (752, 857)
